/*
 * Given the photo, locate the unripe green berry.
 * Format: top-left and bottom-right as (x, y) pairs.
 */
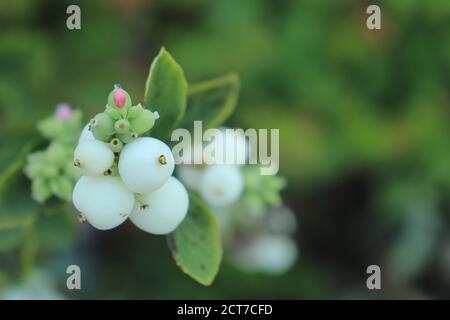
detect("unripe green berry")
(109, 138), (123, 153)
(117, 131), (138, 144)
(90, 113), (115, 135)
(130, 109), (157, 135)
(42, 166), (59, 179)
(91, 129), (113, 142)
(114, 119), (130, 134)
(127, 104), (144, 119)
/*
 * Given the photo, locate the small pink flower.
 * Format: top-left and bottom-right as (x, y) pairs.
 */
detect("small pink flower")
(113, 89), (127, 108)
(55, 103), (73, 121)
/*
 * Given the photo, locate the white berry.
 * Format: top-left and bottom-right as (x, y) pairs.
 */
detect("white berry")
(118, 137), (174, 194)
(72, 176), (134, 230)
(234, 235), (298, 274)
(219, 127), (250, 164)
(199, 165), (244, 208)
(176, 165), (203, 192)
(78, 123), (95, 144)
(74, 140), (114, 176)
(130, 176), (189, 235)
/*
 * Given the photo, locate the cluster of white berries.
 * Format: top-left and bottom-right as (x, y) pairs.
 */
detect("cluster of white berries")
(72, 85), (188, 234)
(177, 128), (247, 209)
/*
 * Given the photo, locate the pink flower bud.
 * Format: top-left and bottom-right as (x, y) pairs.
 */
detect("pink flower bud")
(113, 89), (127, 108)
(55, 103), (73, 120)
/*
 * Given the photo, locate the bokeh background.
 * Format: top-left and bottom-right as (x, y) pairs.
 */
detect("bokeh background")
(1, 0), (449, 299)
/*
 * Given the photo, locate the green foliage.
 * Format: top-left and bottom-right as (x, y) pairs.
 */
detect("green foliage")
(181, 73), (240, 131)
(144, 47), (188, 141)
(25, 142), (79, 203)
(24, 109), (82, 204)
(242, 166), (287, 215)
(0, 0), (448, 298)
(33, 204), (78, 251)
(168, 193), (222, 286)
(37, 110), (83, 145)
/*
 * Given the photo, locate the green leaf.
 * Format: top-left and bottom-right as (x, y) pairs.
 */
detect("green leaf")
(34, 203), (78, 251)
(144, 47), (188, 141)
(180, 73), (240, 131)
(167, 192), (222, 286)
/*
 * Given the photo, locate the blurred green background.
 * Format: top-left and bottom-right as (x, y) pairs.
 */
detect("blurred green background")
(0, 0), (449, 299)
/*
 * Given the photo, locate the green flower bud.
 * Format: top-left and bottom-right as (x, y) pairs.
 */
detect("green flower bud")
(31, 178), (52, 203)
(24, 153), (45, 178)
(107, 84), (132, 117)
(114, 119), (130, 134)
(109, 138), (124, 153)
(130, 109), (157, 135)
(42, 166), (59, 179)
(37, 109), (83, 145)
(117, 131), (138, 144)
(127, 104), (144, 119)
(105, 105), (122, 120)
(50, 176), (73, 201)
(91, 113), (115, 135)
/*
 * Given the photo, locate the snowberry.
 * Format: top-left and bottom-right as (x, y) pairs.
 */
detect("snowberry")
(72, 176), (134, 230)
(130, 176), (188, 235)
(176, 165), (203, 192)
(219, 127), (250, 164)
(74, 140), (114, 176)
(118, 137), (174, 193)
(78, 124), (95, 144)
(234, 235), (298, 274)
(199, 165), (244, 208)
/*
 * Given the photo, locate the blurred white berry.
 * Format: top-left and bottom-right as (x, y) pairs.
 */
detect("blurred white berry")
(2, 270), (65, 300)
(74, 140), (114, 176)
(234, 235), (298, 275)
(78, 123), (95, 144)
(176, 165), (203, 192)
(199, 165), (244, 208)
(267, 207), (298, 235)
(72, 176), (134, 230)
(118, 137), (174, 194)
(130, 176), (189, 235)
(218, 127), (250, 165)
